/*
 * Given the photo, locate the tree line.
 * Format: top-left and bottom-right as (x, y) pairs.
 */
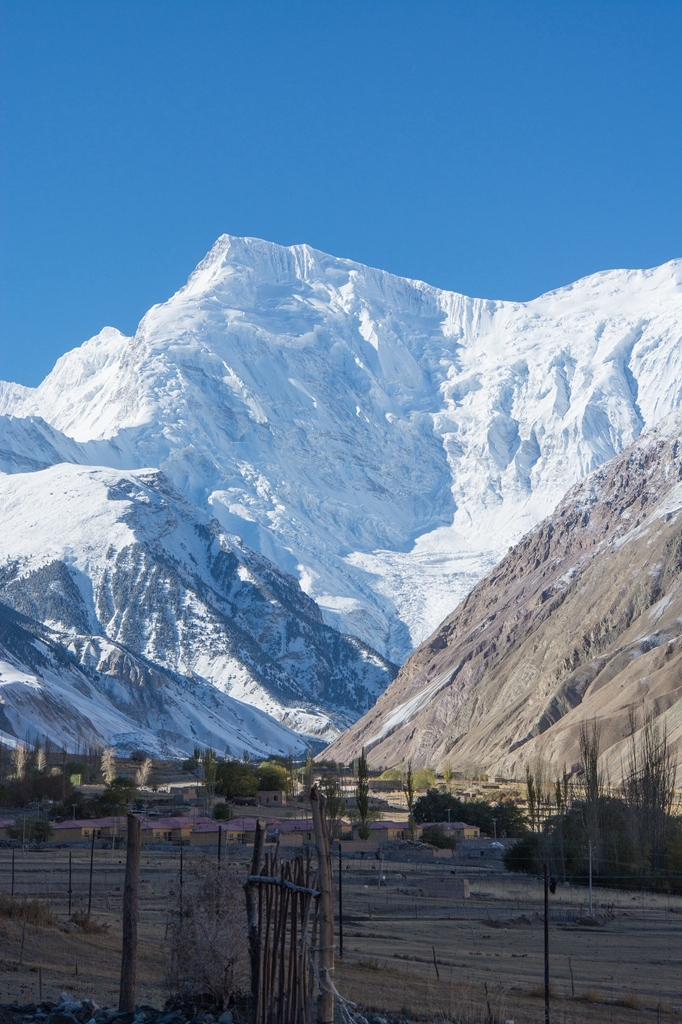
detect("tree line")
(505, 716), (682, 893)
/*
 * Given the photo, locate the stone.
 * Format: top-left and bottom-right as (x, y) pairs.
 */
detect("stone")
(217, 1014), (232, 1024)
(48, 1013), (79, 1024)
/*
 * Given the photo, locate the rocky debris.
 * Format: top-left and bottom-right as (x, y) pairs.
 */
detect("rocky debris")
(0, 995), (244, 1024)
(0, 998), (441, 1024)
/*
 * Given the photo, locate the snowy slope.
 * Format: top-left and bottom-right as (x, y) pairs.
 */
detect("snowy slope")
(0, 600), (309, 759)
(0, 463), (393, 751)
(2, 238), (681, 666)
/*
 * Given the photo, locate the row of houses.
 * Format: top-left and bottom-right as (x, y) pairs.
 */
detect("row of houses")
(1, 814), (480, 846)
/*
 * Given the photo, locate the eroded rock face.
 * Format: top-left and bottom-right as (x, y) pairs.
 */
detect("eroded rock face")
(323, 415), (682, 777)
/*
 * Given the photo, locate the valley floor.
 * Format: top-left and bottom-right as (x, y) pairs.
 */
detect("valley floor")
(0, 846), (680, 1024)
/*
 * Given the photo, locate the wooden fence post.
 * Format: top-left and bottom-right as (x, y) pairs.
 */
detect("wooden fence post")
(87, 828), (95, 917)
(245, 818), (266, 1020)
(310, 785), (334, 1024)
(119, 813), (141, 1012)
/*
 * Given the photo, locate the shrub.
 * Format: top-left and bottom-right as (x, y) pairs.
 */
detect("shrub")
(420, 825), (457, 849)
(70, 910), (110, 933)
(0, 894), (55, 926)
(503, 833), (541, 874)
(7, 818), (53, 844)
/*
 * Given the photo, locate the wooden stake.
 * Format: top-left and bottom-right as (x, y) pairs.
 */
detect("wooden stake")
(310, 785), (334, 1024)
(118, 813), (141, 1012)
(11, 847), (15, 898)
(337, 843), (343, 960)
(245, 818), (266, 1017)
(178, 835), (183, 917)
(544, 862), (550, 1024)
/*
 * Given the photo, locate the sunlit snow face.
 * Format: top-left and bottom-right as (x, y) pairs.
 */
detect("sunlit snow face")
(2, 236), (681, 666)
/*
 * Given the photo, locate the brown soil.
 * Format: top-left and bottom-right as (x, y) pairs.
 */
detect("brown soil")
(1, 846), (680, 1023)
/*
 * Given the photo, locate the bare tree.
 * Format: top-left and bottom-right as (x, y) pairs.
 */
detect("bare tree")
(168, 856), (248, 1007)
(577, 719), (605, 869)
(34, 742), (46, 773)
(525, 765), (539, 832)
(622, 711), (677, 871)
(101, 747), (116, 785)
(320, 773), (346, 838)
(136, 757), (153, 790)
(525, 761), (552, 832)
(12, 744), (26, 780)
(356, 748), (371, 839)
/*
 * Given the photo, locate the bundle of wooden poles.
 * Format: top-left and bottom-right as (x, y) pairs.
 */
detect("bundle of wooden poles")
(245, 787), (335, 1024)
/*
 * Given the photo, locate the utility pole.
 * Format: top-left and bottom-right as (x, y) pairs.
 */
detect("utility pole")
(588, 840), (593, 916)
(544, 863), (550, 1024)
(11, 847), (15, 898)
(68, 851), (72, 916)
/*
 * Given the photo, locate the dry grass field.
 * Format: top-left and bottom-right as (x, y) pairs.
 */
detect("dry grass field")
(1, 844), (680, 1024)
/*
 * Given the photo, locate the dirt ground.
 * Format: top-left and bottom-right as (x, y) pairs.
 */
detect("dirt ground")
(1, 844), (680, 1023)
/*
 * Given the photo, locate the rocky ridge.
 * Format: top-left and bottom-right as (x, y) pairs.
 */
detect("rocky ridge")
(323, 415), (682, 776)
(0, 464), (394, 756)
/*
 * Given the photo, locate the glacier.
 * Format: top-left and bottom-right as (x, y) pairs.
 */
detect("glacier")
(1, 236), (681, 668)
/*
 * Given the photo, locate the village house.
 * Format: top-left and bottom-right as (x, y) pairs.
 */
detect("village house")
(143, 816), (211, 844)
(51, 816), (127, 843)
(350, 820), (407, 842)
(189, 817), (282, 846)
(417, 821), (480, 841)
(273, 819), (315, 845)
(257, 789), (287, 808)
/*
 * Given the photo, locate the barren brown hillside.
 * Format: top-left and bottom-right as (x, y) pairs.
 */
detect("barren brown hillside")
(323, 415), (682, 778)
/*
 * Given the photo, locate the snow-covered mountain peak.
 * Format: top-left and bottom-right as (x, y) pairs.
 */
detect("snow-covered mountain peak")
(1, 237), (681, 663)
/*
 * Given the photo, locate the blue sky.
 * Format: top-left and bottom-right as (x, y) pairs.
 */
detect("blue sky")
(1, 1), (680, 387)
